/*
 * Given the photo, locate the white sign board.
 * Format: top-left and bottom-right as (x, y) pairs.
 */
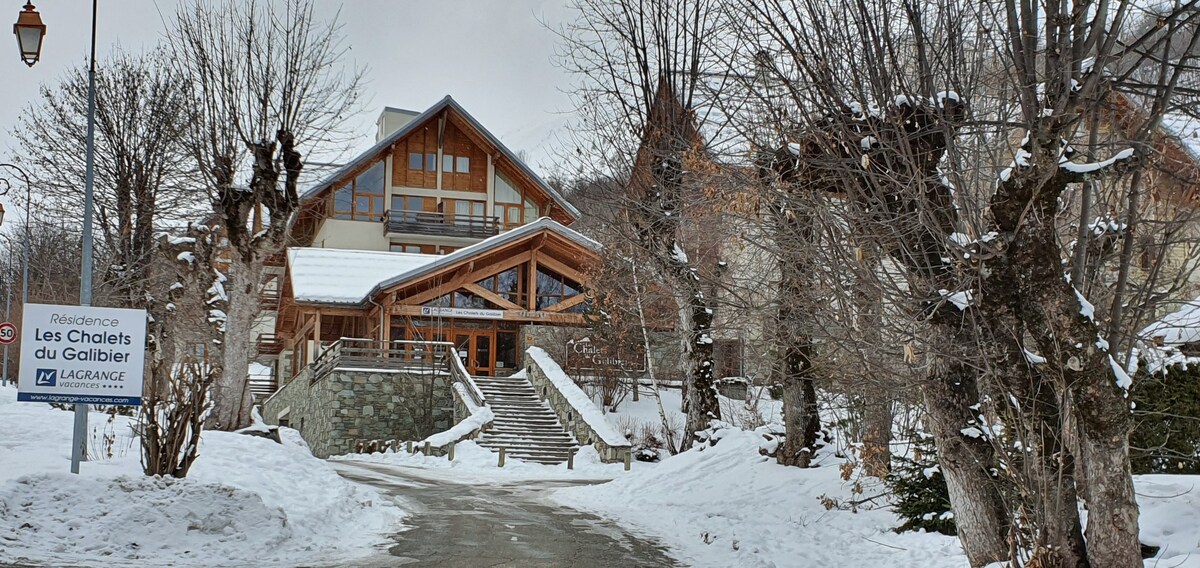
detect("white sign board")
(420, 306), (505, 319)
(17, 303), (147, 406)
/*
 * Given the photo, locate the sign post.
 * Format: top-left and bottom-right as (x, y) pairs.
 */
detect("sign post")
(17, 303), (146, 473)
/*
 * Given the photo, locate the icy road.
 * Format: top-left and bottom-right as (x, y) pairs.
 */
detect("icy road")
(331, 460), (678, 567)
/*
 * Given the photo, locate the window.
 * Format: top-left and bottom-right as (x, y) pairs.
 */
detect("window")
(408, 152), (423, 170)
(524, 197), (539, 222)
(330, 160), (386, 221)
(477, 266), (526, 307)
(390, 242), (433, 254)
(496, 332), (517, 370)
(495, 172), (521, 203)
(451, 199), (486, 226)
(535, 266), (581, 310)
(333, 183), (353, 220)
(495, 172), (537, 229)
(443, 154), (455, 172)
(456, 156), (470, 173)
(426, 153), (437, 172)
(392, 195), (428, 223)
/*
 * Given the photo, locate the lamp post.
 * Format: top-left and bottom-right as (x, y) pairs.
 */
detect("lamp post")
(12, 0), (98, 474)
(12, 2), (44, 67)
(73, 0), (99, 475)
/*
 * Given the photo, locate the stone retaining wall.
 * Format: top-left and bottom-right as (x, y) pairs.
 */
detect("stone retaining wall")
(524, 351), (631, 464)
(262, 369), (454, 458)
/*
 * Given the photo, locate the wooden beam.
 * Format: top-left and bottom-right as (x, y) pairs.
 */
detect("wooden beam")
(528, 249), (539, 311)
(544, 292), (588, 313)
(314, 310), (322, 346)
(390, 304), (586, 325)
(462, 282), (523, 310)
(535, 255), (587, 286)
(399, 251), (532, 306)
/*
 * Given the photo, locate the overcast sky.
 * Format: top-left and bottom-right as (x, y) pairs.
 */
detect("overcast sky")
(0, 0), (578, 183)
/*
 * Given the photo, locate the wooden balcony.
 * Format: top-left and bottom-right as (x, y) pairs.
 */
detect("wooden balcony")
(256, 333), (284, 356)
(259, 287), (281, 311)
(384, 210), (500, 239)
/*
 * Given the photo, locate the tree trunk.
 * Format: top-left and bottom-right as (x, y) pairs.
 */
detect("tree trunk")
(1073, 390), (1140, 568)
(923, 318), (1009, 568)
(209, 259), (256, 430)
(678, 286), (721, 450)
(861, 391), (893, 478)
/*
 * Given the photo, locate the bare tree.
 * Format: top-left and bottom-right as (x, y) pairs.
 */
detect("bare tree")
(728, 0), (1200, 565)
(11, 48), (198, 308)
(557, 0), (732, 448)
(167, 0), (363, 430)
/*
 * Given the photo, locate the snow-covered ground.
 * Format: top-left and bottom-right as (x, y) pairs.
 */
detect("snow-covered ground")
(332, 439), (637, 483)
(552, 391), (1200, 568)
(553, 428), (970, 568)
(0, 384), (404, 567)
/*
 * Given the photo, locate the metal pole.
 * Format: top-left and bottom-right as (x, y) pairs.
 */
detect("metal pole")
(0, 163), (35, 388)
(71, 0), (99, 475)
(2, 267), (9, 387)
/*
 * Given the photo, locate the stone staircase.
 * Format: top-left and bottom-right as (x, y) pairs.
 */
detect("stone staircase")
(471, 374), (578, 465)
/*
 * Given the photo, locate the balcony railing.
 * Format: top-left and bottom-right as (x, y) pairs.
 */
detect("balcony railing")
(256, 333), (284, 356)
(383, 210), (500, 239)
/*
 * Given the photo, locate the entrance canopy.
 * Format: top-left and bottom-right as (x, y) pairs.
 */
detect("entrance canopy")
(274, 218), (601, 378)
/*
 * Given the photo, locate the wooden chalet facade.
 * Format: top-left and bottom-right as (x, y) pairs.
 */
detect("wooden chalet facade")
(256, 97), (598, 390)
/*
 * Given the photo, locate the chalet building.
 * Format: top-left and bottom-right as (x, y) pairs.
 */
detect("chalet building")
(255, 96), (598, 389)
(252, 97), (632, 460)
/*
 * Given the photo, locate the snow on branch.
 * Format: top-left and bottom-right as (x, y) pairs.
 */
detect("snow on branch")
(1059, 148), (1136, 179)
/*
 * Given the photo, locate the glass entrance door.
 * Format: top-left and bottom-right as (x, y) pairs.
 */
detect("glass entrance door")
(454, 332), (494, 377)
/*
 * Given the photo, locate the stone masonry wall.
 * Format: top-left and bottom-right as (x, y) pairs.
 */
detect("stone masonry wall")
(262, 369), (455, 458)
(523, 353), (631, 464)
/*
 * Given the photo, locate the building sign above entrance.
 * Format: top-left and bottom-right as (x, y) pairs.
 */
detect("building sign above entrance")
(420, 306), (505, 320)
(566, 336), (647, 373)
(17, 303), (147, 406)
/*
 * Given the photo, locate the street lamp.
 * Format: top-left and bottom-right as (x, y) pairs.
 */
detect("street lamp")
(12, 2), (45, 67)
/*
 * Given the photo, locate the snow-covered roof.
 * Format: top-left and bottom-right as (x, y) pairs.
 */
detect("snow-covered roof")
(1142, 296), (1200, 347)
(287, 218), (600, 306)
(1137, 296), (1200, 373)
(299, 95), (581, 219)
(367, 217), (599, 298)
(1160, 111), (1200, 162)
(287, 248), (438, 305)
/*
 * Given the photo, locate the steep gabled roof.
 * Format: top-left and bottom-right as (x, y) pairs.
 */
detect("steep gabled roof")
(299, 95), (581, 219)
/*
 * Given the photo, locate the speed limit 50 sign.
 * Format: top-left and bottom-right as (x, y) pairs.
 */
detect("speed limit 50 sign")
(0, 322), (16, 345)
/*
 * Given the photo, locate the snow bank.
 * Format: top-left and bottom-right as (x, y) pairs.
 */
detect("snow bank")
(0, 384), (403, 567)
(423, 383), (494, 448)
(526, 347), (630, 447)
(553, 428), (967, 568)
(554, 425), (1200, 568)
(331, 440), (635, 483)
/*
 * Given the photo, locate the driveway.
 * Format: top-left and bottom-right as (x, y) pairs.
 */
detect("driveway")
(330, 460), (679, 567)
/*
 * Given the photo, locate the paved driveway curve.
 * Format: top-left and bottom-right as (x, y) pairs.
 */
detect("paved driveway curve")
(330, 460), (679, 567)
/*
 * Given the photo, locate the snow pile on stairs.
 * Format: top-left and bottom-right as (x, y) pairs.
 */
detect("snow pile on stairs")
(0, 384), (403, 567)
